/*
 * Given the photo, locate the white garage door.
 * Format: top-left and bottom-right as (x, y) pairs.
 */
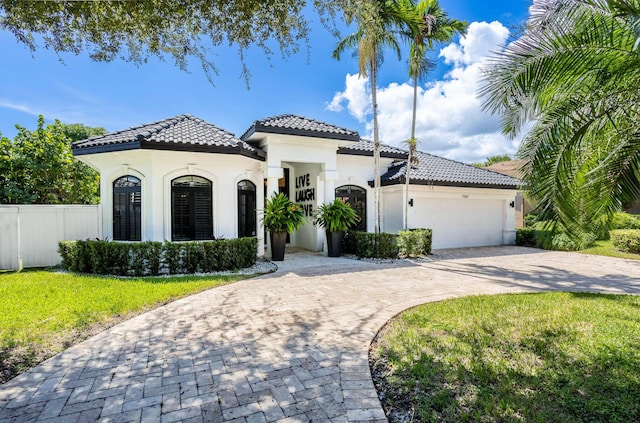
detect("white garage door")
(415, 198), (505, 249)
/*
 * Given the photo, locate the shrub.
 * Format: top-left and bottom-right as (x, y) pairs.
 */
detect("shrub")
(346, 231), (399, 258)
(262, 192), (307, 233)
(549, 233), (580, 251)
(398, 229), (432, 257)
(58, 240), (78, 270)
(516, 228), (538, 247)
(612, 213), (640, 230)
(58, 238), (257, 275)
(517, 222), (595, 251)
(313, 199), (359, 232)
(610, 230), (640, 254)
(524, 213), (539, 228)
(342, 231), (357, 255)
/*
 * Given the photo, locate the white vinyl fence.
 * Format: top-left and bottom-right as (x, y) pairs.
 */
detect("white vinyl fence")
(0, 205), (101, 270)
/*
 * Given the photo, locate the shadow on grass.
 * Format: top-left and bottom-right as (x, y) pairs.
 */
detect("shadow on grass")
(372, 293), (640, 422)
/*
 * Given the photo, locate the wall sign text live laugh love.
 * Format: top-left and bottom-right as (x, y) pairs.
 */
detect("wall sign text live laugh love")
(295, 173), (315, 216)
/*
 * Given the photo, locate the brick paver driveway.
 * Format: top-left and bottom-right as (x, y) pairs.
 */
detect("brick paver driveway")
(1, 247), (639, 422)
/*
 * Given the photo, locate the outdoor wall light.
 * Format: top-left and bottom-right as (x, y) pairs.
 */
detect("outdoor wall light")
(408, 198), (414, 207)
(509, 201), (515, 208)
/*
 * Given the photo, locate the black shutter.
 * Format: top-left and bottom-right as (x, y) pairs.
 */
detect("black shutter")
(194, 190), (213, 240)
(113, 176), (141, 241)
(171, 176), (213, 241)
(172, 191), (191, 241)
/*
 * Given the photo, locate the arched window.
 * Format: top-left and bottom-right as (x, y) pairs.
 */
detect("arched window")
(237, 180), (257, 237)
(171, 176), (213, 241)
(113, 175), (141, 241)
(335, 185), (367, 231)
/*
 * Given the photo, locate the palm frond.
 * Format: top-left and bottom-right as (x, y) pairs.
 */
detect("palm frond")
(482, 0), (640, 240)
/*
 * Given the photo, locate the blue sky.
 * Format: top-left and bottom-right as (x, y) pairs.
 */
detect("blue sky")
(0, 0), (532, 163)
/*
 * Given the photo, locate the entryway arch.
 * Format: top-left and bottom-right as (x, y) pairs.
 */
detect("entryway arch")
(171, 175), (213, 241)
(237, 180), (257, 237)
(335, 185), (367, 231)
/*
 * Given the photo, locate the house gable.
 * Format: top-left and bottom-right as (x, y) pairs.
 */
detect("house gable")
(72, 114), (265, 161)
(380, 151), (520, 190)
(241, 114), (360, 143)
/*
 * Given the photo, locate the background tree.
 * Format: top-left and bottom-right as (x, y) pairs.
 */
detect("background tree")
(480, 0), (640, 246)
(0, 116), (105, 204)
(403, 0), (466, 229)
(333, 0), (417, 233)
(0, 0), (352, 84)
(471, 154), (512, 168)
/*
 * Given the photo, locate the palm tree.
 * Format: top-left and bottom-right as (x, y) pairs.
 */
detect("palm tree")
(403, 0), (466, 230)
(333, 0), (418, 233)
(402, 137), (420, 230)
(480, 0), (640, 246)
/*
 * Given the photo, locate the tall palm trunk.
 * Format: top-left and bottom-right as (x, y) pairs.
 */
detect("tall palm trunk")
(371, 56), (381, 234)
(411, 74), (418, 140)
(404, 74), (418, 230)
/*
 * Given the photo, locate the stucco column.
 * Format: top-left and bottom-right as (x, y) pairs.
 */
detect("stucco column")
(320, 170), (338, 255)
(256, 179), (265, 257)
(266, 166), (283, 198)
(322, 171), (337, 204)
(100, 171), (110, 239)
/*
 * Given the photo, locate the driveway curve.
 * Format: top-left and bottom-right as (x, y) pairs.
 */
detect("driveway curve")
(1, 247), (639, 423)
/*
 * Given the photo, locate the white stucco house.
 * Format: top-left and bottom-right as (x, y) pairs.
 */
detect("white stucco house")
(72, 114), (520, 256)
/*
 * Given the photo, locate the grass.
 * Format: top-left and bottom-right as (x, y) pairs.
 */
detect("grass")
(579, 239), (640, 260)
(0, 270), (251, 384)
(371, 292), (640, 422)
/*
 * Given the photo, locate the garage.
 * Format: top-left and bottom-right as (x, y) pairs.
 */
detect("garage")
(415, 197), (506, 249)
(381, 151), (520, 249)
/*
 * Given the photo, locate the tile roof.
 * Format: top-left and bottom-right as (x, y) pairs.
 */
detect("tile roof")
(484, 159), (523, 178)
(337, 139), (408, 159)
(380, 151), (521, 189)
(241, 114), (360, 142)
(72, 114), (264, 160)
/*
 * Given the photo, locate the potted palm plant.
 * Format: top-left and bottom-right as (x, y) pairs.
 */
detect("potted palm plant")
(314, 198), (359, 257)
(261, 192), (307, 261)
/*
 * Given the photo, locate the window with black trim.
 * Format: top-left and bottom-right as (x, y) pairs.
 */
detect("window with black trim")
(171, 176), (213, 241)
(113, 175), (141, 241)
(335, 185), (366, 231)
(237, 180), (257, 237)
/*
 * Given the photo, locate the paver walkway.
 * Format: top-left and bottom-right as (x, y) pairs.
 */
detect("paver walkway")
(1, 247), (639, 423)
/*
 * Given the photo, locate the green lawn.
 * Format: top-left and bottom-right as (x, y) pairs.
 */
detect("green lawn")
(579, 239), (640, 260)
(371, 292), (640, 422)
(0, 271), (251, 384)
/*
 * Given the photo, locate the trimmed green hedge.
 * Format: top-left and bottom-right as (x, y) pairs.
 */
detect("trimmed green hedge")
(58, 238), (258, 276)
(610, 230), (640, 254)
(343, 231), (398, 258)
(612, 213), (640, 230)
(516, 227), (595, 251)
(343, 229), (432, 259)
(398, 229), (432, 257)
(516, 228), (538, 247)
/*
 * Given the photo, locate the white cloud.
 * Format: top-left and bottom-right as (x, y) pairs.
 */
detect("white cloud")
(327, 21), (522, 163)
(326, 73), (370, 123)
(0, 101), (42, 116)
(0, 98), (127, 132)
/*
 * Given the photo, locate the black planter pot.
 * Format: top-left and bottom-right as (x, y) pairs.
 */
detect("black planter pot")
(326, 230), (345, 257)
(269, 231), (288, 261)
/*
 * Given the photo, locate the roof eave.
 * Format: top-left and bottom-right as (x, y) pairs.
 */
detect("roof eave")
(72, 141), (141, 156)
(337, 149), (408, 159)
(253, 124), (360, 142)
(72, 140), (265, 161)
(373, 178), (519, 190)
